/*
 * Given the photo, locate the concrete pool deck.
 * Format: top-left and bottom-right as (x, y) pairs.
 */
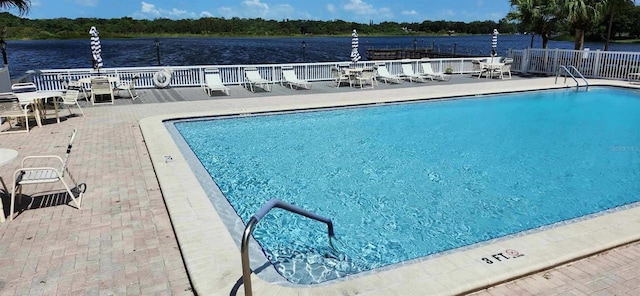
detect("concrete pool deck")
(1, 76), (639, 295)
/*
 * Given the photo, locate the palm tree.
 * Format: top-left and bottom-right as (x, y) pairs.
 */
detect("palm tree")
(561, 0), (605, 50)
(602, 0), (634, 51)
(0, 0), (30, 14)
(508, 0), (561, 49)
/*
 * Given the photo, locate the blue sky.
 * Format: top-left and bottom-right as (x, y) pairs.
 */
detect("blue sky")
(20, 0), (511, 23)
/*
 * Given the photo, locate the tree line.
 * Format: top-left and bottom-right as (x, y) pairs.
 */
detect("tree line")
(0, 0), (639, 51)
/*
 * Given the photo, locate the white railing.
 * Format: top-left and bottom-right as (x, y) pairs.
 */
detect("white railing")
(26, 57), (493, 91)
(509, 48), (640, 80)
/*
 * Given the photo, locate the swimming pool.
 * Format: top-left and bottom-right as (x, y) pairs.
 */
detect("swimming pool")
(154, 83), (631, 292)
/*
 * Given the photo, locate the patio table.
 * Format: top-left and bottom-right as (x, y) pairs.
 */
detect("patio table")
(14, 91), (63, 128)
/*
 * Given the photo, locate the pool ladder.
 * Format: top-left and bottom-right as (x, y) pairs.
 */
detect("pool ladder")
(240, 198), (335, 296)
(555, 65), (589, 91)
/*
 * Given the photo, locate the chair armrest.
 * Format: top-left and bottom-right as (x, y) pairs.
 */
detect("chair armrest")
(21, 155), (64, 167)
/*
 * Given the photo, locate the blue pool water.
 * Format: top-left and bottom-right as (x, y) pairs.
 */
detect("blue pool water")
(173, 87), (640, 284)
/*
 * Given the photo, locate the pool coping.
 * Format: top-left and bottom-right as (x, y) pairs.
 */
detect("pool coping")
(139, 79), (640, 295)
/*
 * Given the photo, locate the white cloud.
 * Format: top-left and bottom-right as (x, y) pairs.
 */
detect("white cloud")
(201, 11), (213, 17)
(31, 0), (42, 7)
(327, 4), (335, 13)
(141, 2), (160, 16)
(402, 10), (417, 16)
(75, 0), (98, 7)
(342, 0), (392, 19)
(343, 0), (375, 14)
(243, 0), (269, 11)
(136, 1), (197, 19)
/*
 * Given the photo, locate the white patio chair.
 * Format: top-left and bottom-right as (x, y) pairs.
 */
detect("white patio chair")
(353, 67), (378, 89)
(375, 63), (403, 84)
(331, 66), (351, 88)
(90, 76), (114, 105)
(472, 60), (489, 79)
(67, 81), (89, 102)
(0, 95), (30, 134)
(114, 74), (140, 100)
(60, 89), (85, 117)
(243, 67), (271, 92)
(498, 58), (513, 80)
(280, 66), (311, 90)
(420, 60), (450, 81)
(202, 68), (230, 96)
(9, 129), (83, 221)
(400, 62), (429, 83)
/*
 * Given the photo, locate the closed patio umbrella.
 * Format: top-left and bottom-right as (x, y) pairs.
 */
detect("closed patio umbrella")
(491, 29), (498, 59)
(350, 29), (361, 64)
(89, 26), (103, 70)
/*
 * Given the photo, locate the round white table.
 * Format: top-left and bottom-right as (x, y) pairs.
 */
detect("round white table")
(0, 148), (18, 223)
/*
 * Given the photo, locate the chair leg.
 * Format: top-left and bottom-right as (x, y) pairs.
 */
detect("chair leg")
(9, 182), (21, 221)
(75, 102), (85, 117)
(60, 175), (82, 209)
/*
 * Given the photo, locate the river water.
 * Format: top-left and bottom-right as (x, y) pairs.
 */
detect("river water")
(7, 35), (640, 77)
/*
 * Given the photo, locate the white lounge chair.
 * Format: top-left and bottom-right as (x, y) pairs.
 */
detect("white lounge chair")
(420, 60), (450, 81)
(202, 68), (230, 96)
(9, 128), (83, 221)
(114, 74), (140, 100)
(281, 66), (311, 90)
(243, 67), (271, 92)
(90, 76), (114, 105)
(375, 64), (403, 84)
(400, 62), (429, 83)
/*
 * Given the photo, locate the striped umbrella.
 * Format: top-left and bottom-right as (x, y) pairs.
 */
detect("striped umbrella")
(491, 29), (498, 57)
(89, 26), (103, 70)
(350, 29), (361, 64)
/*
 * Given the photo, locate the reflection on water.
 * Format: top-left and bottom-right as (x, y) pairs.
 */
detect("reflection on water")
(7, 35), (640, 77)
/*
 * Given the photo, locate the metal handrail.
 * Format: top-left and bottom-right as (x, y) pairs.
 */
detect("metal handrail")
(566, 65), (589, 91)
(555, 65), (589, 91)
(241, 198), (334, 296)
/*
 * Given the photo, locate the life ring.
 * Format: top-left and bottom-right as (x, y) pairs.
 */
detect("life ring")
(153, 68), (172, 88)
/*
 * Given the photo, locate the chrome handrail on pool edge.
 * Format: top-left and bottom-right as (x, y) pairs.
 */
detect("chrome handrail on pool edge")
(241, 198), (335, 296)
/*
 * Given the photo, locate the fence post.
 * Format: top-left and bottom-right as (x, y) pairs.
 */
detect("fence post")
(553, 48), (559, 75)
(593, 50), (602, 78)
(521, 48), (529, 74)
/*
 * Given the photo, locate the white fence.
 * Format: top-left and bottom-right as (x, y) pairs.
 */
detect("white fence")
(27, 57), (492, 91)
(509, 48), (640, 79)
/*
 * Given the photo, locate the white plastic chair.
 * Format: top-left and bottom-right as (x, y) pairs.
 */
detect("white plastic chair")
(400, 62), (429, 82)
(202, 68), (230, 96)
(281, 66), (311, 90)
(114, 74), (140, 100)
(9, 129), (83, 221)
(331, 66), (350, 88)
(354, 68), (378, 89)
(0, 95), (30, 134)
(90, 76), (114, 105)
(61, 89), (85, 117)
(375, 63), (403, 84)
(420, 60), (450, 81)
